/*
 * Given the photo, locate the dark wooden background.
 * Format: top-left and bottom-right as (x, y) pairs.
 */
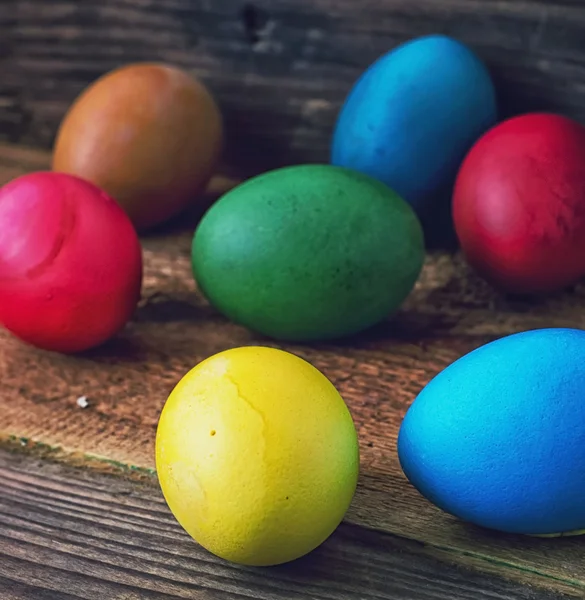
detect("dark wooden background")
(2, 0), (585, 179)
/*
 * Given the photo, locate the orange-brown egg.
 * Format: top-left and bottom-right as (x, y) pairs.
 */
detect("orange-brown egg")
(53, 63), (223, 230)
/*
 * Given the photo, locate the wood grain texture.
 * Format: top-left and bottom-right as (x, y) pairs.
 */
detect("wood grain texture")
(3, 1), (585, 595)
(2, 0), (585, 177)
(2, 141), (585, 595)
(0, 448), (569, 600)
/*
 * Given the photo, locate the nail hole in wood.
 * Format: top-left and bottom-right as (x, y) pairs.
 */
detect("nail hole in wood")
(241, 4), (269, 46)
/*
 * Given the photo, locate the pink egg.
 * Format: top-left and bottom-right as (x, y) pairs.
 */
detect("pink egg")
(0, 172), (143, 352)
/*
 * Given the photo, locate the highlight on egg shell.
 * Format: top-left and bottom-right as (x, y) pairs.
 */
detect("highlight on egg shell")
(453, 112), (585, 293)
(331, 34), (497, 220)
(155, 346), (360, 566)
(191, 164), (425, 342)
(52, 62), (223, 230)
(0, 172), (143, 353)
(397, 328), (585, 536)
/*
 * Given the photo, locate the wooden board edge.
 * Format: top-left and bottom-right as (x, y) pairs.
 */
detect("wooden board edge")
(1, 433), (582, 598)
(0, 434), (155, 482)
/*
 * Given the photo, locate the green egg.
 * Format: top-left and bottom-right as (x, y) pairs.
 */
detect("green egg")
(191, 165), (424, 341)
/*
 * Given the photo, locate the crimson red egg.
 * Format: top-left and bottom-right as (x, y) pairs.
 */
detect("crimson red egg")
(453, 113), (585, 293)
(0, 172), (143, 353)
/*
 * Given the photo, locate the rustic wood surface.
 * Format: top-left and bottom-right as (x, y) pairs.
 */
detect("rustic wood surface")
(2, 143), (585, 598)
(4, 1), (585, 596)
(1, 448), (569, 600)
(2, 0), (585, 178)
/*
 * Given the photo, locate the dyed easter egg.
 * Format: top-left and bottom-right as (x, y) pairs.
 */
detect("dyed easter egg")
(453, 113), (585, 293)
(156, 346), (359, 565)
(398, 328), (585, 536)
(191, 165), (425, 341)
(0, 172), (142, 353)
(331, 35), (497, 217)
(53, 63), (223, 230)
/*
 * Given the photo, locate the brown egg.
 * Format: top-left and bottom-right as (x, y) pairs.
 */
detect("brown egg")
(53, 63), (223, 230)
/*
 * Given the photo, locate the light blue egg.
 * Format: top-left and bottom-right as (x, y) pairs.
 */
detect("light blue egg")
(331, 34), (497, 215)
(398, 328), (585, 536)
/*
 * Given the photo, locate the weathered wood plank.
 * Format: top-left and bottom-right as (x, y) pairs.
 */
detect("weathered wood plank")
(2, 0), (585, 177)
(2, 139), (585, 594)
(0, 448), (569, 600)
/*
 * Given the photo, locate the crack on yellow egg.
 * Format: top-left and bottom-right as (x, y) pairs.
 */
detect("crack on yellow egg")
(223, 371), (267, 429)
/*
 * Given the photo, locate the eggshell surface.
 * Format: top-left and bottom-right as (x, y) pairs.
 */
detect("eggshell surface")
(453, 113), (585, 293)
(331, 35), (497, 215)
(191, 165), (424, 341)
(53, 63), (223, 230)
(398, 328), (585, 536)
(155, 346), (360, 566)
(0, 172), (142, 353)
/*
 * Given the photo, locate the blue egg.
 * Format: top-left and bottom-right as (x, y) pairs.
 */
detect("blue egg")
(398, 328), (585, 536)
(331, 35), (497, 215)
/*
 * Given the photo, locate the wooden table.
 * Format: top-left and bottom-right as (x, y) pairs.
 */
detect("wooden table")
(1, 143), (585, 599)
(0, 449), (571, 600)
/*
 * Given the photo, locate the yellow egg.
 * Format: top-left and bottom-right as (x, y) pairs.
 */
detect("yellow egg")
(155, 346), (359, 566)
